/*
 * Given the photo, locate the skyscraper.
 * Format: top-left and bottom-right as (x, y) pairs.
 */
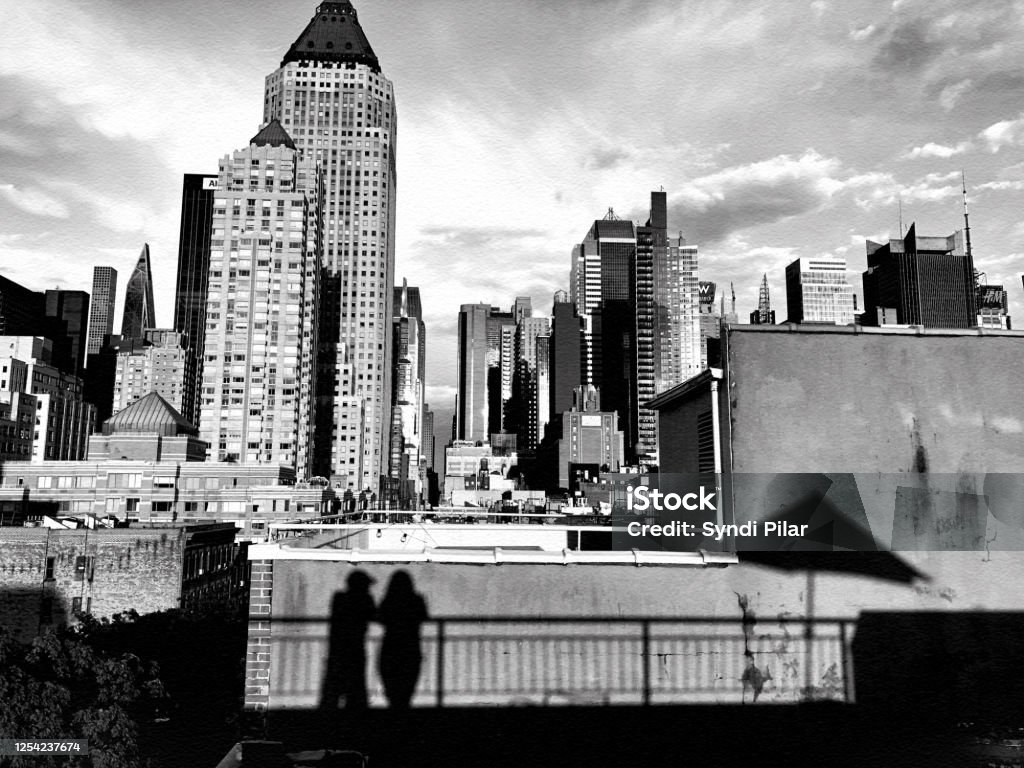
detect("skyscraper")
(785, 257), (856, 325)
(198, 120), (321, 474)
(121, 244), (156, 343)
(112, 329), (195, 421)
(87, 267), (117, 357)
(456, 303), (492, 443)
(44, 290), (89, 375)
(388, 280), (426, 508)
(862, 223), (976, 328)
(635, 192), (666, 460)
(548, 290), (582, 421)
(263, 1), (397, 492)
(653, 235), (702, 395)
(174, 173), (218, 425)
(749, 274), (776, 325)
(511, 315), (550, 450)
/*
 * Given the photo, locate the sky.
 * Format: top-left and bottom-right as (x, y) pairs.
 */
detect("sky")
(4, 0), (1024, 429)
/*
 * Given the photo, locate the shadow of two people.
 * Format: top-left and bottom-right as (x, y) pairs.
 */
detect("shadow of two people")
(320, 569), (427, 711)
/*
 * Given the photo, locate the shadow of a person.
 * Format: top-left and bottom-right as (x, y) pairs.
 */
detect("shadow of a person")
(377, 570), (428, 709)
(321, 570), (376, 712)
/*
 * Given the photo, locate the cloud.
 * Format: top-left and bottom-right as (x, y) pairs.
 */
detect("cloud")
(905, 141), (973, 159)
(849, 24), (876, 41)
(416, 226), (548, 250)
(583, 146), (631, 171)
(658, 150), (845, 244)
(980, 112), (1024, 152)
(424, 384), (457, 408)
(0, 183), (70, 218)
(938, 79), (972, 110)
(873, 17), (944, 73)
(977, 180), (1024, 192)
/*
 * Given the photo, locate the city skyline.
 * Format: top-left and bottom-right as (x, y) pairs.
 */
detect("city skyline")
(4, 0), (1024, 428)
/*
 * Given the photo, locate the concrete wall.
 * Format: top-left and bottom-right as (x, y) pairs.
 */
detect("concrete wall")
(720, 327), (1024, 550)
(249, 550), (1024, 711)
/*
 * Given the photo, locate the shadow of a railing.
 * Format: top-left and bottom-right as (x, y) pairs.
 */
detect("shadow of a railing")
(264, 615), (854, 710)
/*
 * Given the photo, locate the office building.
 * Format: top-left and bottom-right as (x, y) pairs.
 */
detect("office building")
(862, 223), (976, 328)
(87, 267), (117, 357)
(0, 275), (42, 336)
(387, 280), (426, 508)
(785, 257), (856, 325)
(111, 329), (196, 422)
(198, 120), (321, 475)
(174, 173), (219, 425)
(512, 315), (550, 450)
(548, 290), (582, 422)
(634, 192), (665, 461)
(263, 0), (398, 493)
(456, 303), (491, 442)
(121, 244), (157, 344)
(44, 290), (90, 375)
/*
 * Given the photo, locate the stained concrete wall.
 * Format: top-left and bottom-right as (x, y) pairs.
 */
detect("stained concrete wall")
(719, 327), (1024, 550)
(257, 550), (1024, 710)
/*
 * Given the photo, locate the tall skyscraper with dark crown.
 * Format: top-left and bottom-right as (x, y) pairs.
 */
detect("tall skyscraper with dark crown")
(121, 244), (156, 343)
(263, 1), (397, 493)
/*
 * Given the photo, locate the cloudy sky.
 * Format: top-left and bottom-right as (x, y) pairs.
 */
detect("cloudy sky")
(4, 0), (1024, 422)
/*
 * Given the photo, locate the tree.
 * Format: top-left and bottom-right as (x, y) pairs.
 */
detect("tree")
(0, 625), (163, 768)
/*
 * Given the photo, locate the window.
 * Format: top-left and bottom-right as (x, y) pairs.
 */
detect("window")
(74, 555), (95, 582)
(44, 557), (55, 580)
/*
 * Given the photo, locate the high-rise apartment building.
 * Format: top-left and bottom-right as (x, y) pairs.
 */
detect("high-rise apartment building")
(0, 336), (94, 462)
(174, 174), (219, 426)
(198, 121), (321, 475)
(121, 244), (156, 344)
(653, 235), (702, 395)
(87, 267), (117, 357)
(112, 329), (196, 422)
(862, 223), (976, 328)
(785, 257), (856, 325)
(512, 315), (551, 450)
(635, 192), (666, 460)
(263, 1), (397, 492)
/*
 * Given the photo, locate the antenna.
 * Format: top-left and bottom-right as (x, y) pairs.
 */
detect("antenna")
(898, 194), (904, 237)
(961, 170), (973, 261)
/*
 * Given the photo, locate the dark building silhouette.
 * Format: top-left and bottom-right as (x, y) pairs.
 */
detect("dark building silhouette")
(87, 266), (117, 357)
(548, 291), (582, 422)
(0, 275), (43, 336)
(121, 244), (156, 343)
(862, 223), (976, 328)
(44, 290), (89, 375)
(173, 174), (217, 426)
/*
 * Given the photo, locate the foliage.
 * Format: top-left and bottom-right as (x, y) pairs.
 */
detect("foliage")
(0, 624), (163, 768)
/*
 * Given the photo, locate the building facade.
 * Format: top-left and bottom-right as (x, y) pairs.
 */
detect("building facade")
(198, 121), (321, 475)
(174, 173), (219, 427)
(387, 281), (426, 508)
(653, 235), (701, 395)
(785, 257), (856, 325)
(262, 0), (398, 493)
(0, 337), (94, 463)
(862, 223), (976, 328)
(112, 329), (196, 422)
(87, 266), (118, 357)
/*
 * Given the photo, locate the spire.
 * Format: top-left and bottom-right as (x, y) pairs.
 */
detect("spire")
(281, 1), (380, 72)
(250, 118), (296, 150)
(749, 274), (775, 325)
(399, 277), (409, 318)
(121, 244), (155, 342)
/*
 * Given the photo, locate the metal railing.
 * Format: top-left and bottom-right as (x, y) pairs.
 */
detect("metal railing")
(262, 615), (854, 709)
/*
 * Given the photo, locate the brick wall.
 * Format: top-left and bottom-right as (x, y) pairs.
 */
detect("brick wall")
(244, 558), (274, 731)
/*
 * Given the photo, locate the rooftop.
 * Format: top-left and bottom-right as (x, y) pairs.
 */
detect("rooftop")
(281, 1), (380, 72)
(102, 391), (198, 437)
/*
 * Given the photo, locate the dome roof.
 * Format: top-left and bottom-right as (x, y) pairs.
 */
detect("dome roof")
(103, 392), (198, 437)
